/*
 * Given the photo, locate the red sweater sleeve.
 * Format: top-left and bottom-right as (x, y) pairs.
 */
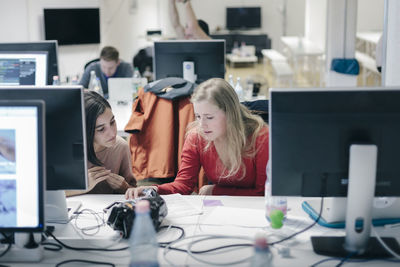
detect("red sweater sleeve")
(212, 128), (269, 196)
(157, 132), (201, 195)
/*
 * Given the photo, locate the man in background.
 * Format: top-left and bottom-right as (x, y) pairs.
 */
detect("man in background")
(80, 46), (133, 98)
(169, 0), (211, 40)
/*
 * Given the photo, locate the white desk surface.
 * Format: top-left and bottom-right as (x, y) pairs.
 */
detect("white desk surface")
(281, 36), (324, 57)
(356, 31), (382, 44)
(5, 195), (400, 266)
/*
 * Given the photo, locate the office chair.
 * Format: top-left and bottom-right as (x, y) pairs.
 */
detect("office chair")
(84, 58), (100, 70)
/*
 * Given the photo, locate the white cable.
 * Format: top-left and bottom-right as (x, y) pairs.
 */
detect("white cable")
(163, 234), (253, 266)
(371, 226), (400, 259)
(186, 235), (253, 266)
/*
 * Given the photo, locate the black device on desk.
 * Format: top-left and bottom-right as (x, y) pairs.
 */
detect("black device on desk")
(270, 87), (400, 258)
(106, 189), (168, 238)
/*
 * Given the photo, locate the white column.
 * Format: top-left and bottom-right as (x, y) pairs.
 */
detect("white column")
(325, 0), (358, 87)
(382, 0), (400, 86)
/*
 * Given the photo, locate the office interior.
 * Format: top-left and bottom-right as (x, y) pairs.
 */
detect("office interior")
(1, 0), (400, 266)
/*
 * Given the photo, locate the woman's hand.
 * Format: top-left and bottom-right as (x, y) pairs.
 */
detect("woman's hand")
(105, 173), (127, 190)
(87, 166), (110, 191)
(199, 185), (215, 195)
(125, 185), (158, 199)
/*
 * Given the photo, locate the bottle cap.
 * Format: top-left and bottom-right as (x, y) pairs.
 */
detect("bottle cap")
(135, 200), (150, 213)
(270, 209), (284, 229)
(254, 232), (269, 249)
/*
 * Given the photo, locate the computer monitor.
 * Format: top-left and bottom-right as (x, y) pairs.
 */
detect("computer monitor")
(269, 87), (400, 258)
(0, 41), (59, 85)
(0, 52), (47, 86)
(0, 86), (87, 223)
(226, 7), (261, 30)
(153, 40), (225, 84)
(0, 100), (45, 232)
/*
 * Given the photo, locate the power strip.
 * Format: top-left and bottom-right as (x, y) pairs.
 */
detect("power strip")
(0, 245), (43, 262)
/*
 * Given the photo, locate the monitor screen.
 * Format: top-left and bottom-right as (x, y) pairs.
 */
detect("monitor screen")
(0, 41), (59, 85)
(0, 86), (87, 191)
(153, 40), (225, 84)
(226, 7), (261, 30)
(44, 8), (100, 45)
(0, 101), (45, 232)
(0, 52), (47, 86)
(270, 87), (400, 198)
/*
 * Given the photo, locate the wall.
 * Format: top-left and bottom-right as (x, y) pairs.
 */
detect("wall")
(0, 0), (384, 82)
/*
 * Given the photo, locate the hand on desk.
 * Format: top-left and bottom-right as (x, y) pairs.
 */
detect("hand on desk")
(199, 185), (215, 195)
(125, 186), (158, 199)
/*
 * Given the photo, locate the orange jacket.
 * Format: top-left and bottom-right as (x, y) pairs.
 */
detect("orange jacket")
(124, 88), (194, 180)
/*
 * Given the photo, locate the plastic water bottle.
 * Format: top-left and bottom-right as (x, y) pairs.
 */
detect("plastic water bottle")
(234, 77), (244, 101)
(265, 161), (287, 229)
(93, 77), (104, 96)
(52, 75), (60, 85)
(228, 74), (235, 88)
(132, 67), (142, 100)
(129, 200), (159, 267)
(88, 71), (97, 90)
(250, 232), (273, 267)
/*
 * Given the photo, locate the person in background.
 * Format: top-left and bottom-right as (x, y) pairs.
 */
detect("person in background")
(67, 91), (136, 196)
(125, 78), (269, 198)
(169, 0), (211, 40)
(79, 46), (133, 98)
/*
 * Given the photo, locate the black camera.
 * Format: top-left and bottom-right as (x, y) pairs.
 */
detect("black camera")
(105, 189), (168, 238)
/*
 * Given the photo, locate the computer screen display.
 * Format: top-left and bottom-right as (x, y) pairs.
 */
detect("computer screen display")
(226, 7), (261, 30)
(153, 40), (225, 84)
(0, 52), (47, 86)
(44, 8), (100, 45)
(270, 87), (400, 197)
(0, 101), (44, 231)
(0, 41), (59, 85)
(0, 86), (87, 191)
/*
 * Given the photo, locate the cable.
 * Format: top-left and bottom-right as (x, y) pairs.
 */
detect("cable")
(73, 209), (106, 236)
(55, 259), (115, 267)
(0, 232), (12, 258)
(270, 197), (324, 246)
(158, 225), (185, 246)
(371, 226), (400, 259)
(45, 230), (128, 252)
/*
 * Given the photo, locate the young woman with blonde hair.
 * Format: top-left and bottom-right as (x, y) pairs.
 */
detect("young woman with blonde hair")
(125, 78), (269, 198)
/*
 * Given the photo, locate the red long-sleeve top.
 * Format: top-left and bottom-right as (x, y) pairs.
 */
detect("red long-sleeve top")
(157, 127), (269, 196)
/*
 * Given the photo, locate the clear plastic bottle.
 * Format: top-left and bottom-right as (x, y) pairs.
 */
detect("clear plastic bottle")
(132, 67), (142, 100)
(52, 75), (60, 85)
(250, 232), (273, 267)
(265, 161), (287, 228)
(234, 77), (244, 102)
(93, 77), (104, 97)
(228, 74), (235, 88)
(88, 70), (97, 90)
(129, 200), (159, 267)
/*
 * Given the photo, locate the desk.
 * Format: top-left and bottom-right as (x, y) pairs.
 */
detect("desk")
(281, 36), (324, 86)
(356, 31), (382, 59)
(3, 195), (400, 266)
(226, 54), (258, 68)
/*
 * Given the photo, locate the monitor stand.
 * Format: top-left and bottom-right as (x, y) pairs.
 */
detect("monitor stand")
(0, 233), (43, 262)
(311, 144), (400, 258)
(45, 190), (74, 224)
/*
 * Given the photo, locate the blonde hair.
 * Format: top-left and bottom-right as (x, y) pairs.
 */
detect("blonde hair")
(189, 78), (266, 179)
